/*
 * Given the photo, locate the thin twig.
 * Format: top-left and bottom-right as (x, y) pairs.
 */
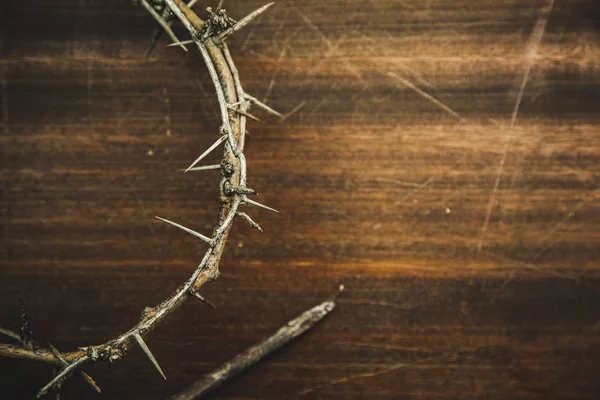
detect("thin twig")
(168, 288), (342, 400)
(37, 356), (90, 398)
(48, 344), (101, 394)
(237, 212), (263, 232)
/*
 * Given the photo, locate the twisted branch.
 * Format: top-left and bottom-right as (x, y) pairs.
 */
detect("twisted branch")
(0, 1), (280, 397)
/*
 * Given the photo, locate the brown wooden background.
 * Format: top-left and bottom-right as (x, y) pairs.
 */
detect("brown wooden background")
(1, 0), (600, 398)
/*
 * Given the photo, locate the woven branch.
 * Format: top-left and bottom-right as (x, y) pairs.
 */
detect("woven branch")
(0, 1), (279, 397)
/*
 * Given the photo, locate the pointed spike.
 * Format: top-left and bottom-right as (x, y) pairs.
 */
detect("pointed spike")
(189, 290), (216, 308)
(0, 327), (21, 342)
(244, 93), (284, 119)
(146, 6), (174, 58)
(156, 216), (213, 244)
(237, 212), (263, 232)
(244, 197), (280, 214)
(181, 164), (221, 172)
(218, 2), (275, 40)
(185, 135), (226, 172)
(227, 105), (261, 122)
(166, 39), (195, 47)
(216, 0), (225, 11)
(139, 0), (188, 53)
(133, 333), (166, 380)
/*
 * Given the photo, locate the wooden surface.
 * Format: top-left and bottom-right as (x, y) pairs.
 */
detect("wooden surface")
(1, 0), (600, 398)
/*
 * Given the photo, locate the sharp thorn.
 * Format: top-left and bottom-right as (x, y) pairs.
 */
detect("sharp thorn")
(227, 104), (261, 122)
(189, 290), (216, 308)
(216, 0), (225, 11)
(218, 2), (275, 40)
(166, 39), (195, 47)
(180, 164), (221, 172)
(155, 216), (213, 244)
(237, 212), (263, 232)
(0, 327), (21, 342)
(133, 333), (166, 380)
(140, 0), (188, 52)
(243, 197), (279, 214)
(146, 23), (166, 58)
(185, 135), (226, 172)
(244, 93), (284, 119)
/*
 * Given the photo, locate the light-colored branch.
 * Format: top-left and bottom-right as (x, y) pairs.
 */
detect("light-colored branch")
(168, 290), (340, 400)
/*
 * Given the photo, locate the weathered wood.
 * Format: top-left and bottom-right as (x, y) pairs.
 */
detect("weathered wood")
(1, 0), (599, 398)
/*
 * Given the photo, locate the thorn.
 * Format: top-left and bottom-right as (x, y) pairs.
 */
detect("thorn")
(236, 212), (263, 232)
(48, 344), (102, 394)
(189, 290), (216, 308)
(180, 164), (221, 172)
(243, 197), (279, 214)
(244, 93), (284, 119)
(0, 327), (21, 342)
(155, 216), (213, 244)
(216, 0), (225, 11)
(139, 0), (189, 53)
(227, 104), (261, 122)
(133, 333), (166, 380)
(185, 135), (226, 172)
(166, 39), (195, 47)
(218, 2), (275, 40)
(223, 182), (257, 196)
(146, 6), (174, 58)
(18, 298), (33, 350)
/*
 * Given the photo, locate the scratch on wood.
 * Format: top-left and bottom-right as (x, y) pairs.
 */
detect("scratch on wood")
(476, 0), (555, 255)
(289, 356), (455, 398)
(387, 72), (463, 120)
(533, 188), (600, 261)
(293, 6), (365, 84)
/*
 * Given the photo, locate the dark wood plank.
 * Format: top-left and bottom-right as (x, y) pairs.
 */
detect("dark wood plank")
(1, 0), (600, 398)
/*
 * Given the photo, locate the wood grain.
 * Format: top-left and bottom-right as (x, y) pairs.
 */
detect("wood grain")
(1, 0), (600, 398)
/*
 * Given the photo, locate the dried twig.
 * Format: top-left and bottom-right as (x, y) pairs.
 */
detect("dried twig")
(0, 1), (284, 397)
(168, 287), (342, 400)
